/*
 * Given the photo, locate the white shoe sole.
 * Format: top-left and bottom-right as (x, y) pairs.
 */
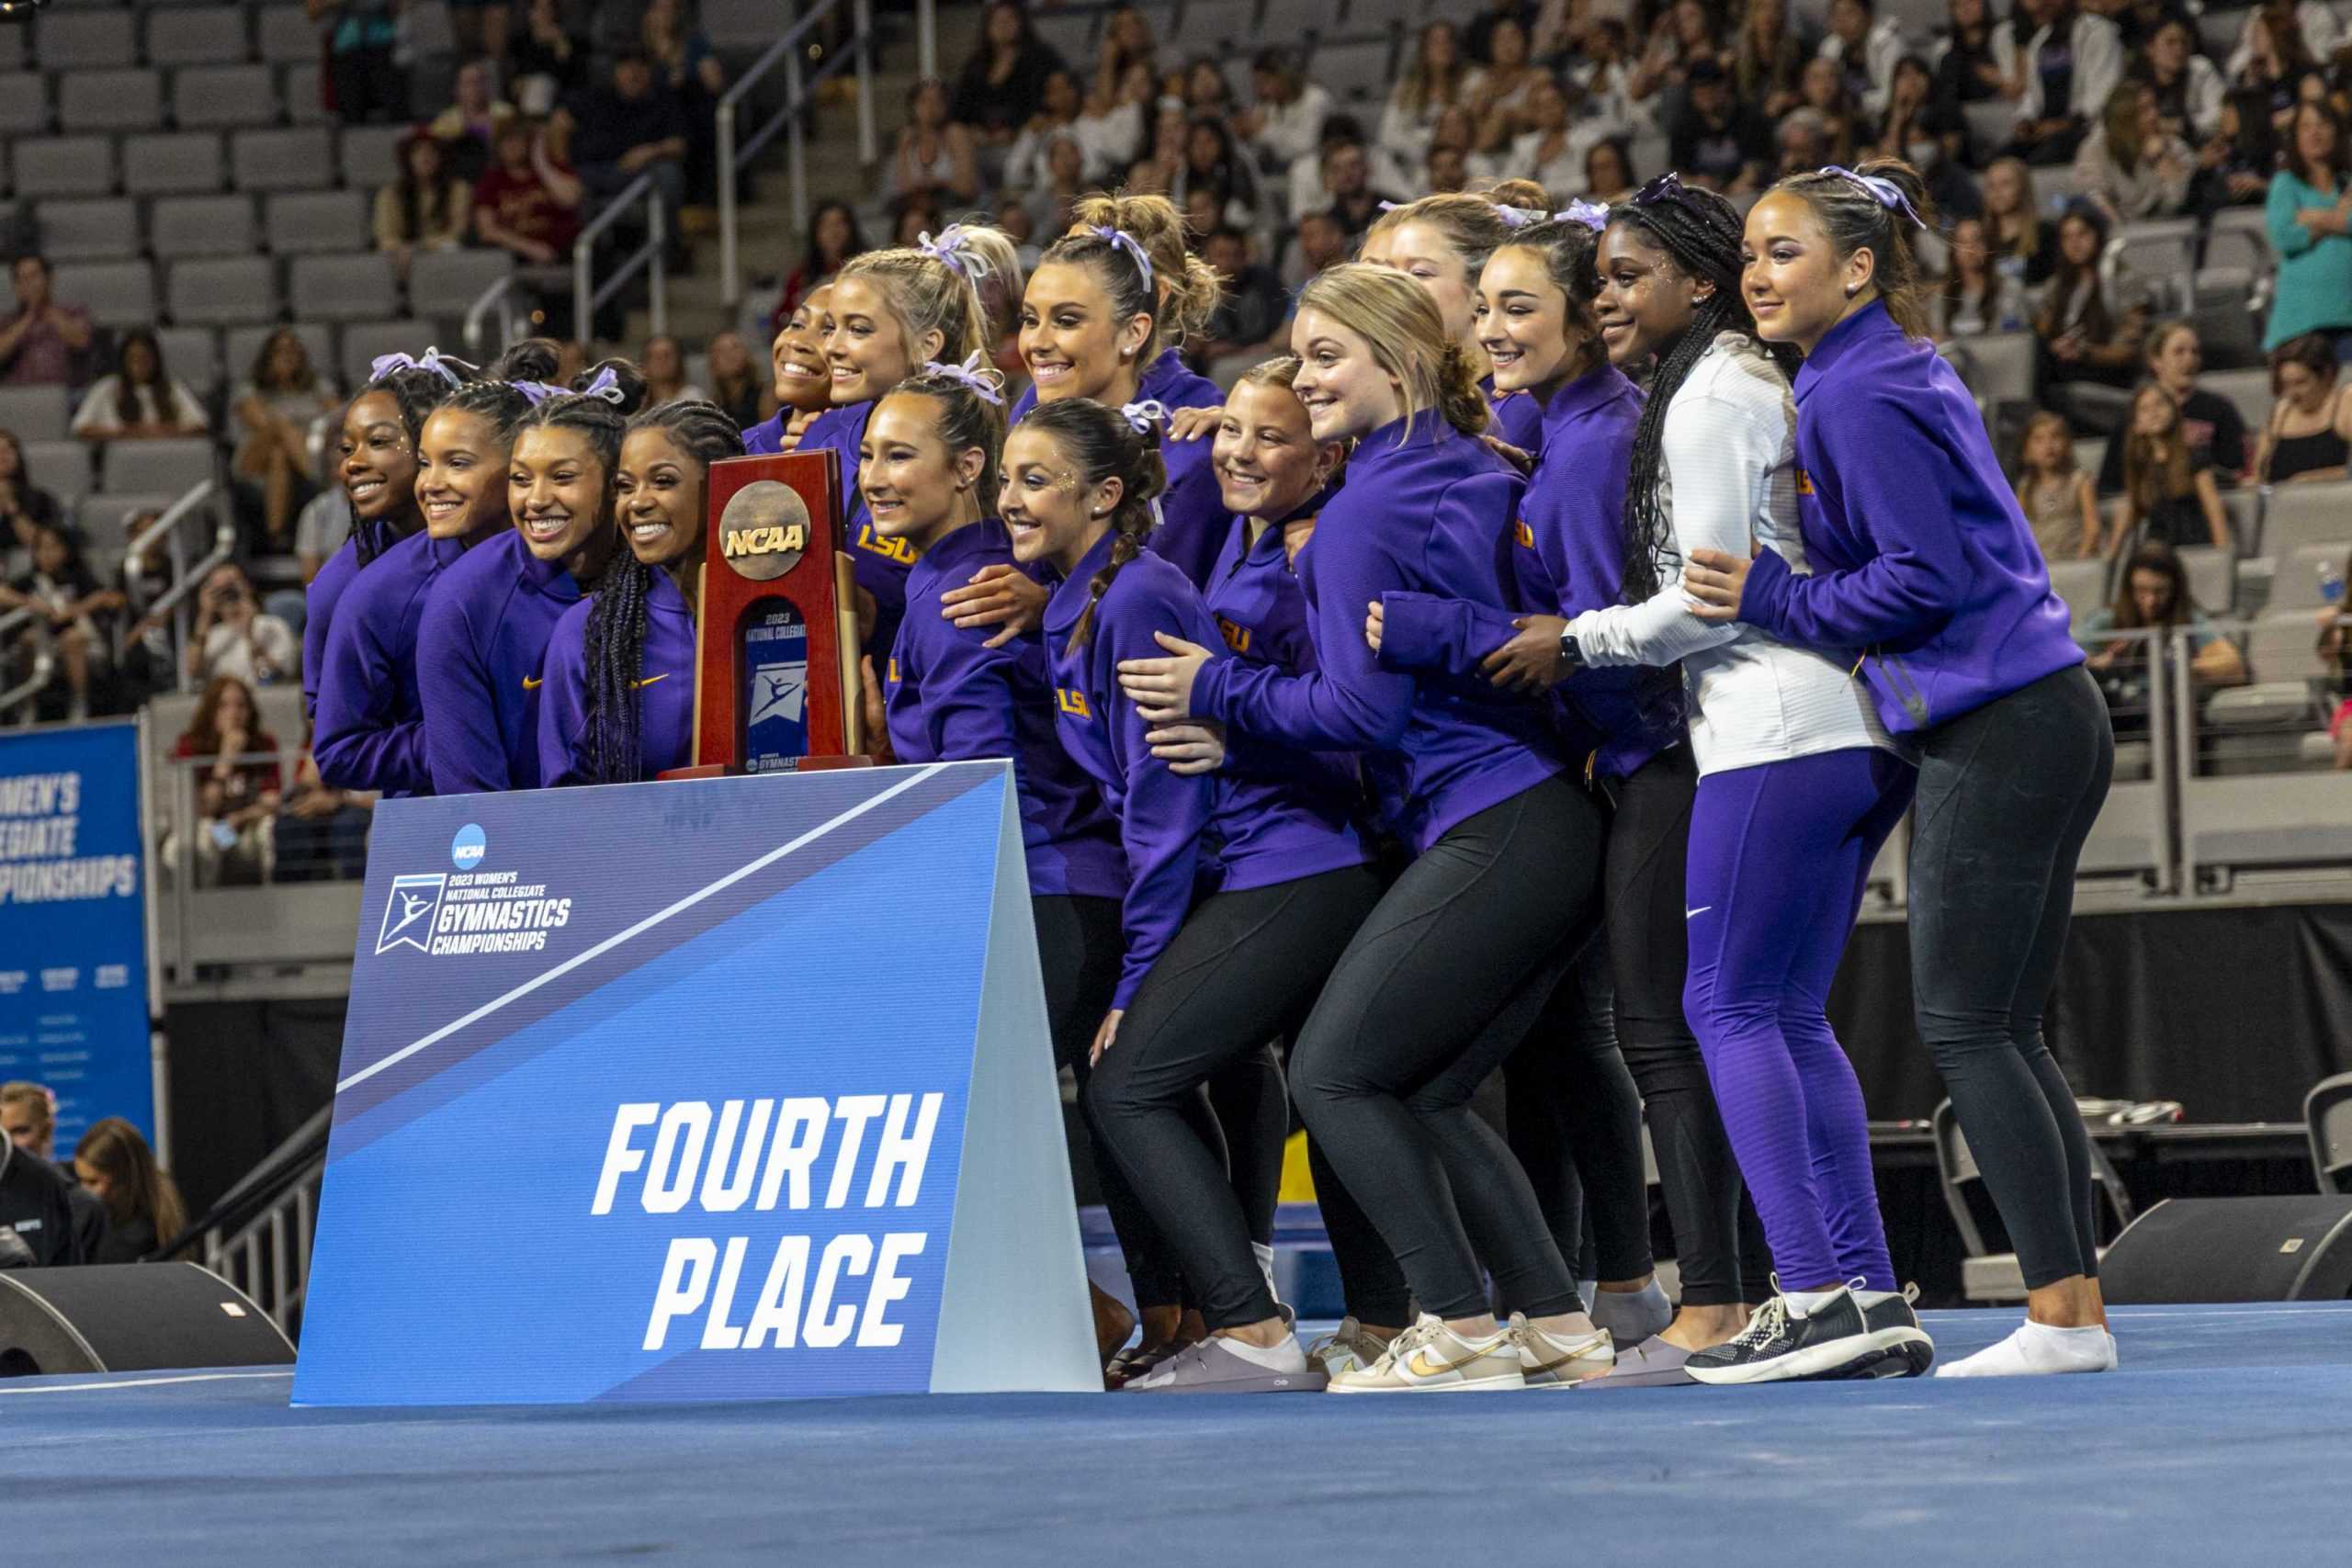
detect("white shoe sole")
(1327, 1370), (1529, 1393)
(1686, 1326), (1935, 1386)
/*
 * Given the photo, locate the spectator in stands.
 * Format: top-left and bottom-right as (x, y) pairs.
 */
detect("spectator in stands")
(374, 132), (473, 286)
(1006, 69), (1087, 193)
(1673, 58), (1773, 193)
(2226, 0), (2340, 88)
(429, 58), (517, 184)
(0, 431), (64, 558)
(171, 674), (283, 888)
(1195, 226), (1289, 367)
(1236, 50), (1331, 177)
(1465, 17), (1544, 150)
(113, 516), (181, 702)
(2095, 320), (2246, 490)
(1466, 0), (1538, 64)
(1868, 53), (1958, 167)
(0, 255), (94, 390)
(71, 330), (208, 445)
(2230, 5), (2322, 134)
(1425, 141), (1473, 196)
(1983, 155), (2059, 283)
(473, 118), (583, 276)
(643, 0), (728, 209)
(1075, 59), (1156, 184)
(187, 564), (296, 690)
(2017, 409), (2103, 559)
(2264, 100), (2352, 352)
(232, 330), (341, 551)
(274, 718), (375, 883)
(1931, 0), (2008, 109)
(0, 1086), (106, 1267)
(953, 0), (1069, 146)
(2036, 203), (2152, 399)
(1182, 56), (1238, 119)
(2086, 541), (2247, 695)
(1820, 0), (1905, 115)
(891, 195), (947, 249)
(2005, 0), (2126, 164)
(1382, 21), (1470, 172)
(1171, 117), (1264, 231)
(2202, 87), (2281, 209)
(1317, 136), (1398, 239)
(1938, 215), (2031, 335)
(1627, 0), (1726, 110)
(2256, 332), (2352, 482)
(1793, 54), (1864, 164)
(2109, 380), (2232, 550)
(73, 1118), (187, 1264)
(1584, 135), (1638, 202)
(2316, 550), (2352, 767)
(293, 448), (353, 588)
(307, 0), (409, 125)
(2074, 81), (2195, 218)
(892, 78), (982, 209)
(5, 523), (121, 721)
(1023, 134), (1092, 241)
(2137, 17), (2224, 144)
(0, 1110), (81, 1267)
(641, 334), (705, 407)
(703, 330), (768, 433)
(1736, 0), (1808, 120)
(768, 200), (865, 334)
(511, 0), (585, 117)
(569, 52), (691, 259)
(1283, 208), (1351, 288)
(1501, 75), (1599, 195)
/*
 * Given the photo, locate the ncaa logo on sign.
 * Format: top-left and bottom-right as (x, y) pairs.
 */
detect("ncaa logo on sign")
(452, 824), (487, 871)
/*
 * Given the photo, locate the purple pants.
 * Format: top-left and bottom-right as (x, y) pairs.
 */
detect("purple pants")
(1682, 746), (1914, 1293)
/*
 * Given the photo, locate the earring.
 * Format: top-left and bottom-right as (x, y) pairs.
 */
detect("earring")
(1844, 283), (1860, 299)
(1120, 347), (1135, 359)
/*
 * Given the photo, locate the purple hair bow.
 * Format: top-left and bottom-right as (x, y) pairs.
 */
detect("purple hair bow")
(578, 367), (627, 405)
(1816, 165), (1927, 231)
(369, 347), (463, 387)
(921, 351), (1007, 407)
(1120, 399), (1169, 434)
(1090, 226), (1155, 288)
(917, 225), (996, 283)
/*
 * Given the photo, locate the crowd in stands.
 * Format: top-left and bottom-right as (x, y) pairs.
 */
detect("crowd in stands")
(0, 1081), (183, 1268)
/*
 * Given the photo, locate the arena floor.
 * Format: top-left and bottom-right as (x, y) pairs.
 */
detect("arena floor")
(4, 1302), (2341, 1565)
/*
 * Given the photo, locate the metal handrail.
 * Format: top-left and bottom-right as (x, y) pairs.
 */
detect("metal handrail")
(123, 479), (214, 630)
(716, 0), (876, 309)
(0, 607), (54, 723)
(462, 271), (529, 360)
(573, 170), (667, 346)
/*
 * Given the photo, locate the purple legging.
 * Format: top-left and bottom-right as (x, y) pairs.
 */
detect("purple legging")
(1682, 746), (1915, 1293)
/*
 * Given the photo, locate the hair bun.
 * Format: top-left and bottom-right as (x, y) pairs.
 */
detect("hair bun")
(492, 337), (563, 386)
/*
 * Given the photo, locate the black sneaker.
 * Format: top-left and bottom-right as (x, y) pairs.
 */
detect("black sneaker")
(1686, 1280), (1934, 1386)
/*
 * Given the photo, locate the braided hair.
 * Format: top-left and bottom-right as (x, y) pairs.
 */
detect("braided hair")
(576, 399), (746, 785)
(345, 350), (480, 564)
(1605, 181), (1793, 603)
(1023, 398), (1168, 655)
(436, 337), (562, 434)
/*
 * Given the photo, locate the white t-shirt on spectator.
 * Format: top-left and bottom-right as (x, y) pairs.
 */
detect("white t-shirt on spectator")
(200, 615), (299, 687)
(1249, 84), (1333, 174)
(71, 377), (210, 435)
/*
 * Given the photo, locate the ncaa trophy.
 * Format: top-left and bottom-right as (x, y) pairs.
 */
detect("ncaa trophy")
(673, 450), (865, 775)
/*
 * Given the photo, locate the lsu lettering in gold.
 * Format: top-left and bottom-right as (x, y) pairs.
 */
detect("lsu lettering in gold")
(1216, 615), (1251, 654)
(1514, 518), (1535, 548)
(1795, 469), (1815, 496)
(857, 524), (920, 565)
(1057, 687), (1091, 718)
(886, 658), (899, 684)
(722, 523), (808, 558)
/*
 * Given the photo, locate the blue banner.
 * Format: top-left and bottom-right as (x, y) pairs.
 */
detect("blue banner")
(296, 761), (1097, 1406)
(0, 721), (154, 1154)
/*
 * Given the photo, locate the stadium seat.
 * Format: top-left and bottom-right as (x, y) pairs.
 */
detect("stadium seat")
(122, 131), (226, 195)
(1175, 0), (1259, 50)
(2182, 769), (2352, 881)
(58, 67), (164, 134)
(2174, 545), (2235, 615)
(0, 73), (47, 136)
(10, 136), (117, 200)
(402, 0), (456, 57)
(2221, 487), (2261, 557)
(266, 189), (371, 255)
(282, 61), (327, 125)
(2113, 218), (2198, 310)
(2205, 206), (2271, 275)
(1946, 330), (2034, 406)
(407, 249), (514, 321)
(173, 62), (280, 129)
(2243, 609), (2331, 685)
(1283, 0), (1347, 37)
(1031, 10), (1095, 62)
(337, 319), (435, 388)
(23, 440), (95, 508)
(34, 9), (139, 71)
(156, 325), (223, 393)
(232, 126), (335, 191)
(2029, 163), (2072, 211)
(0, 23), (20, 73)
(144, 6), (252, 67)
(167, 254), (280, 324)
(103, 438), (216, 497)
(2269, 543), (2352, 614)
(51, 260), (159, 329)
(289, 253), (398, 323)
(1350, 0), (1427, 29)
(33, 198), (142, 262)
(77, 492), (182, 558)
(151, 193), (260, 258)
(2202, 367), (2273, 434)
(225, 321), (334, 387)
(254, 5), (322, 65)
(2197, 6), (2245, 55)
(1316, 37), (1398, 102)
(698, 0), (777, 52)
(337, 123), (407, 188)
(0, 386), (72, 444)
(1962, 98), (2014, 154)
(2261, 482), (2352, 558)
(2046, 558), (2109, 632)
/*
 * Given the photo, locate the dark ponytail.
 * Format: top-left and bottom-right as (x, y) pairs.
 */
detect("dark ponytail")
(574, 399), (747, 786)
(1770, 158), (1939, 339)
(1497, 217), (1607, 382)
(1023, 398), (1167, 655)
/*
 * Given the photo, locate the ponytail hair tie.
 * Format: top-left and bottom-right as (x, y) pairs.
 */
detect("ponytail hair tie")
(916, 224), (995, 283)
(1815, 165), (1928, 231)
(1495, 204), (1550, 230)
(1558, 199), (1610, 231)
(1120, 399), (1169, 434)
(579, 367), (628, 405)
(1090, 225), (1155, 288)
(920, 350), (1007, 407)
(370, 346), (464, 387)
(1376, 199), (1404, 213)
(512, 380), (566, 406)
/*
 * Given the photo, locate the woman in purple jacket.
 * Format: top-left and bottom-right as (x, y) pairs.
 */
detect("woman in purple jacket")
(1122, 265), (1612, 1393)
(536, 400), (744, 785)
(1006, 395), (1376, 1393)
(1690, 159), (2116, 1379)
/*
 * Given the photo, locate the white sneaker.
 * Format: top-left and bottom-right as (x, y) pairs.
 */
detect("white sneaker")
(1510, 1312), (1615, 1387)
(1305, 1315), (1389, 1380)
(1327, 1314), (1526, 1393)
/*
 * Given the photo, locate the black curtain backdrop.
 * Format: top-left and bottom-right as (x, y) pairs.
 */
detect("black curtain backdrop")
(164, 999), (346, 1218)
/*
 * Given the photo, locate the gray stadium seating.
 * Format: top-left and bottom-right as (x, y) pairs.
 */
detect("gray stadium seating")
(156, 326), (223, 393)
(0, 386), (72, 444)
(1031, 10), (1094, 63)
(232, 126), (335, 192)
(1175, 0), (1258, 49)
(266, 189), (371, 255)
(34, 198), (141, 262)
(23, 440), (93, 507)
(407, 248), (514, 321)
(255, 6), (321, 65)
(77, 492), (181, 558)
(103, 438), (216, 498)
(172, 62), (280, 129)
(2046, 558), (2109, 633)
(2222, 487), (2261, 558)
(2174, 545), (2235, 615)
(1946, 331), (2035, 406)
(1316, 37), (1398, 102)
(289, 252), (398, 323)
(11, 136), (117, 199)
(2244, 608), (2330, 685)
(122, 131), (226, 196)
(58, 67), (164, 134)
(700, 0), (782, 52)
(2269, 544), (2352, 614)
(151, 193), (260, 258)
(51, 260), (160, 329)
(337, 319), (436, 388)
(2262, 482), (2352, 558)
(35, 9), (139, 72)
(282, 61), (326, 124)
(225, 321), (334, 388)
(144, 6), (252, 68)
(337, 123), (407, 188)
(0, 23), (20, 73)
(1349, 0), (1427, 28)
(166, 254), (278, 324)
(2203, 368), (2273, 436)
(0, 73), (46, 136)
(2205, 206), (2271, 275)
(2183, 770), (2352, 882)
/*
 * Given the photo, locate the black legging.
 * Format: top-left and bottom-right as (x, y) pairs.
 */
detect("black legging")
(1604, 744), (1774, 1308)
(1087, 865), (1385, 1328)
(1206, 1043), (1288, 1251)
(1909, 663), (2113, 1291)
(1290, 775), (1606, 1321)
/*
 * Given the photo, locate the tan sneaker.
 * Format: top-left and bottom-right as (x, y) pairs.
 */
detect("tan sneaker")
(1327, 1314), (1526, 1393)
(1510, 1313), (1615, 1387)
(1305, 1315), (1389, 1380)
